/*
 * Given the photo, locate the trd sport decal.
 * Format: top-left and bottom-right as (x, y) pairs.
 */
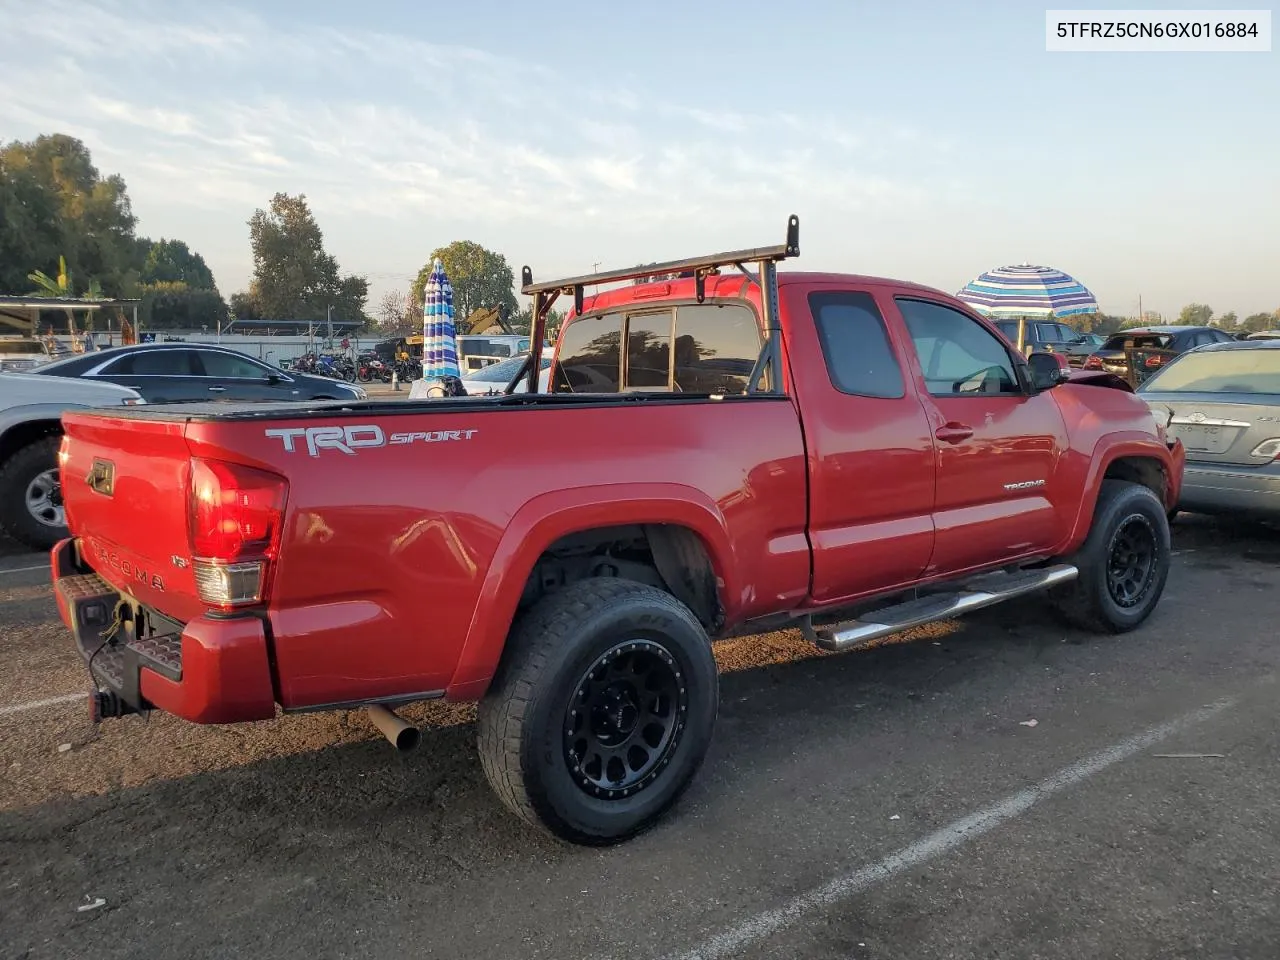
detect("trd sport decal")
(265, 425), (478, 456)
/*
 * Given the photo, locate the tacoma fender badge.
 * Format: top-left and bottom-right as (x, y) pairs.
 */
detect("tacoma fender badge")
(1003, 479), (1046, 491)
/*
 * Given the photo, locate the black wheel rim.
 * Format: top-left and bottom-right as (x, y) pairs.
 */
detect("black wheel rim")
(564, 639), (687, 801)
(1106, 513), (1158, 607)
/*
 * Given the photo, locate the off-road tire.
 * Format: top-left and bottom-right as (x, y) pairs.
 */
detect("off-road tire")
(1052, 479), (1171, 633)
(0, 435), (66, 551)
(477, 577), (718, 846)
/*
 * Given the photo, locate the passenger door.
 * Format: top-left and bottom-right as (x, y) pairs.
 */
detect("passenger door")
(192, 349), (290, 401)
(791, 287), (937, 603)
(892, 297), (1069, 576)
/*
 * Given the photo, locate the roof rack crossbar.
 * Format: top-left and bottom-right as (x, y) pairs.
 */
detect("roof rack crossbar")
(520, 214), (799, 296)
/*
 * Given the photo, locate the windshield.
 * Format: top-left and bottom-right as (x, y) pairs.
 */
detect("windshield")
(0, 340), (49, 355)
(465, 354), (551, 382)
(1139, 348), (1280, 394)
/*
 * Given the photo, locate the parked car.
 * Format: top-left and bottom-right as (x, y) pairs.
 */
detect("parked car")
(0, 336), (56, 373)
(1064, 332), (1106, 366)
(992, 319), (1086, 359)
(30, 342), (366, 403)
(458, 353), (553, 395)
(0, 372), (144, 550)
(1081, 326), (1236, 384)
(49, 219), (1182, 846)
(1138, 338), (1280, 519)
(1244, 330), (1280, 341)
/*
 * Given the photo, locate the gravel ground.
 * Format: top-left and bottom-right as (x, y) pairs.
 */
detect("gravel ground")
(1, 515), (1277, 960)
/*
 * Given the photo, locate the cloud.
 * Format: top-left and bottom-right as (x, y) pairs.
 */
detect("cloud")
(0, 0), (954, 294)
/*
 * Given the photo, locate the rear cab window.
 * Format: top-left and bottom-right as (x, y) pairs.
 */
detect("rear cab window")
(552, 302), (763, 395)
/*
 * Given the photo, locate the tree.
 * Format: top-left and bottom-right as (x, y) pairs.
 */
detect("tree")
(1216, 311), (1239, 331)
(1242, 312), (1275, 333)
(0, 134), (138, 297)
(512, 303), (566, 340)
(27, 255), (79, 335)
(374, 289), (418, 337)
(140, 238), (218, 291)
(412, 240), (518, 327)
(140, 282), (228, 330)
(1177, 303), (1213, 326)
(241, 192), (369, 323)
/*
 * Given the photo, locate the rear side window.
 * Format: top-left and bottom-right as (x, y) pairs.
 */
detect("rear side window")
(102, 349), (197, 376)
(553, 314), (622, 392)
(809, 291), (905, 398)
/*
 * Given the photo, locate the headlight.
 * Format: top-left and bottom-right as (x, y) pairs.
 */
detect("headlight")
(350, 386), (367, 400)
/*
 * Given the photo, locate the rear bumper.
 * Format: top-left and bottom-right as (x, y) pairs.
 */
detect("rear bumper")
(1179, 460), (1280, 516)
(52, 539), (277, 723)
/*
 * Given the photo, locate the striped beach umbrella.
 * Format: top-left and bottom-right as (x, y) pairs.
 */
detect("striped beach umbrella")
(957, 264), (1098, 320)
(421, 259), (461, 384)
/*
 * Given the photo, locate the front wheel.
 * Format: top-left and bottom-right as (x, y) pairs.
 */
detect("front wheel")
(477, 577), (719, 846)
(1052, 479), (1171, 633)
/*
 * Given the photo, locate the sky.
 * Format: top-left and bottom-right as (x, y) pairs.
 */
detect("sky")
(1, 0), (1276, 320)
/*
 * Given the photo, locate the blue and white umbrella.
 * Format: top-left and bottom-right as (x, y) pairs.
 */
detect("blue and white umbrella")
(421, 259), (461, 384)
(957, 264), (1098, 320)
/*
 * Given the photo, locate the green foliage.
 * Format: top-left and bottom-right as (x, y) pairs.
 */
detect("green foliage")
(0, 134), (138, 297)
(1216, 311), (1238, 331)
(239, 192), (368, 324)
(1242, 312), (1275, 333)
(140, 239), (218, 291)
(413, 240), (518, 325)
(512, 303), (566, 339)
(1176, 303), (1213, 326)
(139, 282), (229, 330)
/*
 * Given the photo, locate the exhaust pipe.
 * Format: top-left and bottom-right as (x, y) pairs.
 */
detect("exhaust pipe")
(366, 705), (421, 753)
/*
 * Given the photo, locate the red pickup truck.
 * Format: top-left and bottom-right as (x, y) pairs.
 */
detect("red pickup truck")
(52, 217), (1184, 845)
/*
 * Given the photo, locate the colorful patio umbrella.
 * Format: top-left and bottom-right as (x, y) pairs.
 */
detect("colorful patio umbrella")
(421, 258), (461, 385)
(957, 264), (1098, 320)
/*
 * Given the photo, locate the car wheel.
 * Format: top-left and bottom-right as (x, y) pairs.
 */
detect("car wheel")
(0, 435), (68, 551)
(477, 577), (719, 846)
(1052, 479), (1171, 634)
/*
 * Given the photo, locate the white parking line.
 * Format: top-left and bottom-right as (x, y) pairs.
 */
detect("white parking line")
(0, 564), (50, 575)
(668, 698), (1234, 960)
(0, 692), (83, 718)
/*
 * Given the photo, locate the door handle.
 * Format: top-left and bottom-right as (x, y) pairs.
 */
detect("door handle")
(935, 423), (973, 444)
(208, 386), (226, 393)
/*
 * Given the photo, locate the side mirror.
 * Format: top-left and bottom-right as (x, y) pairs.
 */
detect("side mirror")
(1027, 352), (1071, 391)
(266, 373), (282, 385)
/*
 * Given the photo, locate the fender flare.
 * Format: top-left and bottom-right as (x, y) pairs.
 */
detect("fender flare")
(1062, 432), (1180, 552)
(445, 483), (736, 700)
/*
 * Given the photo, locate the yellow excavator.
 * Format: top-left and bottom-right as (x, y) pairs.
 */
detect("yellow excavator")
(402, 304), (515, 355)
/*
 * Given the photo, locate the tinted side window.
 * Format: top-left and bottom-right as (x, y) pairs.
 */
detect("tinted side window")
(625, 312), (672, 389)
(553, 314), (622, 392)
(809, 291), (905, 398)
(197, 350), (270, 378)
(897, 299), (1020, 396)
(671, 303), (761, 395)
(995, 320), (1019, 341)
(108, 349), (198, 376)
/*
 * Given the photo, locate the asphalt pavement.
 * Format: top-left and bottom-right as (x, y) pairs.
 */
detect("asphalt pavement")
(1, 515), (1277, 960)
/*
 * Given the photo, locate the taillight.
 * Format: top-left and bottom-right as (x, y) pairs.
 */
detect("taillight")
(1250, 438), (1280, 461)
(1144, 354), (1166, 369)
(187, 459), (287, 609)
(1083, 355), (1102, 369)
(58, 435), (75, 532)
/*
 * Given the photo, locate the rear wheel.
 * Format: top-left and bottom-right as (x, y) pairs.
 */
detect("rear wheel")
(477, 577), (718, 846)
(1052, 479), (1171, 633)
(0, 435), (67, 551)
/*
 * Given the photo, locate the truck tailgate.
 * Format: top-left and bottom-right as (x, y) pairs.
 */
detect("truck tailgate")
(60, 412), (205, 623)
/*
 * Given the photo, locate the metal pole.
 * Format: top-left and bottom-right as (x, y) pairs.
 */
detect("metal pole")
(327, 305), (333, 343)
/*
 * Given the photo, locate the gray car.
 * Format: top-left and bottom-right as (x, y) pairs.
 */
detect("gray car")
(1138, 339), (1280, 518)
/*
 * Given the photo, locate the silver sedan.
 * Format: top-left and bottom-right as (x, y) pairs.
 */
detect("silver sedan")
(1138, 339), (1280, 518)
